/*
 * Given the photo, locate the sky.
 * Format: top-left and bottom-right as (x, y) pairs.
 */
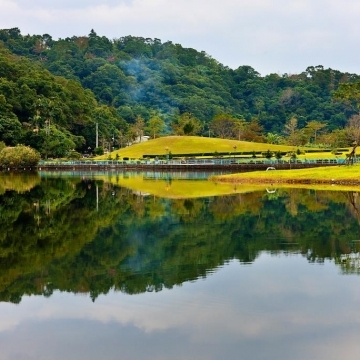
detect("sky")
(1, 0), (360, 75)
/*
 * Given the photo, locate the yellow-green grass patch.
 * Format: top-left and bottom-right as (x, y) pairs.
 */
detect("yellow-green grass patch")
(96, 136), (309, 160)
(91, 173), (263, 198)
(213, 164), (360, 186)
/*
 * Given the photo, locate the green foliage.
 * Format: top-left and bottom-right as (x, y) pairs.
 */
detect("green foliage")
(0, 28), (357, 139)
(1, 28), (360, 152)
(263, 149), (273, 159)
(146, 115), (165, 138)
(171, 112), (202, 135)
(275, 151), (283, 160)
(0, 115), (21, 145)
(67, 150), (81, 159)
(0, 144), (40, 168)
(94, 146), (104, 155)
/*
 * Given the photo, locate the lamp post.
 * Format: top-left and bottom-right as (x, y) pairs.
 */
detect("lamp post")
(233, 145), (237, 162)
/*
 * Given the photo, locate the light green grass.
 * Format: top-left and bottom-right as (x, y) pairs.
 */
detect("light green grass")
(213, 164), (360, 185)
(96, 136), (308, 160)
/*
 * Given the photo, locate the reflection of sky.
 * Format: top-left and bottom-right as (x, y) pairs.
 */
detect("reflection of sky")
(2, 253), (360, 360)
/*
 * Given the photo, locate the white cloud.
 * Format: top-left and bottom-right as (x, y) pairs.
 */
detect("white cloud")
(1, 0), (360, 74)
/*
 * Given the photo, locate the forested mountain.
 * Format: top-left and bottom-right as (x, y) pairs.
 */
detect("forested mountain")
(0, 27), (360, 156)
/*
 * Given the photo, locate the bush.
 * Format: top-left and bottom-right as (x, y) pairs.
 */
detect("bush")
(263, 149), (273, 159)
(67, 151), (81, 159)
(275, 151), (283, 160)
(0, 145), (40, 168)
(94, 146), (104, 156)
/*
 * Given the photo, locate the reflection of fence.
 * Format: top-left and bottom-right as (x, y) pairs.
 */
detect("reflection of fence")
(338, 253), (360, 274)
(38, 157), (349, 169)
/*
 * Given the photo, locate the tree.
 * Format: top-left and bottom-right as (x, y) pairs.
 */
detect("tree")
(146, 115), (165, 139)
(275, 151), (283, 161)
(283, 117), (304, 146)
(132, 115), (145, 141)
(266, 132), (282, 144)
(0, 115), (22, 146)
(263, 149), (273, 159)
(171, 112), (202, 136)
(318, 129), (348, 148)
(0, 145), (40, 168)
(233, 118), (247, 141)
(242, 118), (265, 142)
(304, 120), (327, 144)
(333, 81), (360, 112)
(345, 114), (360, 144)
(209, 114), (236, 139)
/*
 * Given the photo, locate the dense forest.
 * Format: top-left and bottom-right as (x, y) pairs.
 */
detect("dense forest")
(1, 27), (360, 157)
(0, 174), (360, 303)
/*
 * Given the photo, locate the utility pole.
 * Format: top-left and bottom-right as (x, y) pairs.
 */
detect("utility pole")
(96, 123), (98, 148)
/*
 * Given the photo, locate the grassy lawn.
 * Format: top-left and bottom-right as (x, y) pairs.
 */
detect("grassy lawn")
(96, 136), (308, 160)
(213, 164), (360, 185)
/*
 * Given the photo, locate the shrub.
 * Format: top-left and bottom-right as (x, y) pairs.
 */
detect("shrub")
(67, 151), (81, 159)
(94, 146), (104, 156)
(0, 145), (40, 168)
(275, 151), (283, 160)
(263, 149), (273, 159)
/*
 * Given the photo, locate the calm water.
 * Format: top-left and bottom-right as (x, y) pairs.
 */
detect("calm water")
(1, 172), (360, 360)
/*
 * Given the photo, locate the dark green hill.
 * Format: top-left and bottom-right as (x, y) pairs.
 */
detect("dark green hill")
(0, 27), (359, 154)
(0, 40), (127, 156)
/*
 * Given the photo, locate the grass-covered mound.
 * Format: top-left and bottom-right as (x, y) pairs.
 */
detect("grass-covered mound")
(96, 136), (308, 160)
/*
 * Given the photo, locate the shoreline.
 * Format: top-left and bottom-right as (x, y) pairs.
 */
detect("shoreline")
(211, 164), (360, 187)
(212, 177), (360, 186)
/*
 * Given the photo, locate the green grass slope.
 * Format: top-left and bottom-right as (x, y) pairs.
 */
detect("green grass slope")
(97, 136), (305, 160)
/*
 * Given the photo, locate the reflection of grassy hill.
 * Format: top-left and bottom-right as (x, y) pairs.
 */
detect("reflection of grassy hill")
(92, 173), (262, 198)
(96, 136), (300, 160)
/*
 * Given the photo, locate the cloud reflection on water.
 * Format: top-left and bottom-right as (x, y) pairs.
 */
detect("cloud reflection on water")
(1, 254), (360, 359)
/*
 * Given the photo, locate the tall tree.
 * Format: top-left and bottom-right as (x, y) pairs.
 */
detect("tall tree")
(304, 120), (327, 144)
(171, 112), (202, 136)
(209, 114), (236, 139)
(146, 115), (165, 139)
(284, 117), (304, 146)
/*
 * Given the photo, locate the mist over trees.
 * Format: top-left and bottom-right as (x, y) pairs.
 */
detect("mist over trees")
(1, 27), (360, 155)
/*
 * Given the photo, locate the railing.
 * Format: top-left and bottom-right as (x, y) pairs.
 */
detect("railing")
(37, 157), (352, 167)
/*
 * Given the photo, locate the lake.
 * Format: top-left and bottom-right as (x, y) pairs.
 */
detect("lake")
(1, 171), (360, 360)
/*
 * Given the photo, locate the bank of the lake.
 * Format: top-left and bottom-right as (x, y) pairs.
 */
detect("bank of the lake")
(212, 164), (360, 186)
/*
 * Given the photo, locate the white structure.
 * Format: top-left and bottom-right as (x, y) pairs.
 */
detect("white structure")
(134, 135), (150, 143)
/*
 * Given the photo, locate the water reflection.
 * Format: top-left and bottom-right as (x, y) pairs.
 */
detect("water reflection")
(2, 172), (360, 359)
(0, 172), (360, 304)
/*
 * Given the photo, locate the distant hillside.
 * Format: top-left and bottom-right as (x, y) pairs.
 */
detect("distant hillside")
(0, 27), (358, 135)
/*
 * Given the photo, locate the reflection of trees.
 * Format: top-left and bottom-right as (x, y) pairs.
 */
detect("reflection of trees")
(1, 177), (360, 302)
